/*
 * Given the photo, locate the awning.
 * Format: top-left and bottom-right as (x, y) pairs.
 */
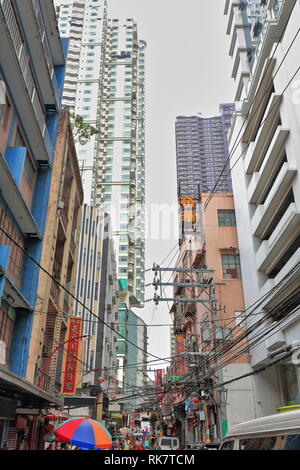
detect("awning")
(0, 365), (62, 408)
(63, 396), (97, 408)
(44, 408), (71, 420)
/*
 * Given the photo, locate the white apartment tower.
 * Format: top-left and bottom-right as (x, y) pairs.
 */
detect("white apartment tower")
(56, 0), (107, 203)
(56, 1), (146, 308)
(93, 18), (146, 309)
(224, 0), (300, 417)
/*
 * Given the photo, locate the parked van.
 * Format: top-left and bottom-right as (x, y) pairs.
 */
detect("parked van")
(220, 410), (300, 450)
(157, 437), (179, 450)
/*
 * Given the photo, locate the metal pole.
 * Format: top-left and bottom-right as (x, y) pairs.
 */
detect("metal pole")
(37, 334), (91, 388)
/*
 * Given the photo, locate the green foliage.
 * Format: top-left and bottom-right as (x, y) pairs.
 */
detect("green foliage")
(70, 113), (99, 146)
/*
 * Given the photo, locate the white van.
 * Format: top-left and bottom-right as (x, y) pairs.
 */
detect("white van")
(220, 409), (300, 450)
(157, 437), (180, 450)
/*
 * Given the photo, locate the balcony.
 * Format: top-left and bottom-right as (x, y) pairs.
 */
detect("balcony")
(256, 204), (300, 274)
(248, 126), (290, 204)
(244, 93), (282, 173)
(50, 279), (61, 306)
(0, 148), (41, 237)
(0, 0), (53, 163)
(15, 0), (61, 109)
(251, 163), (297, 238)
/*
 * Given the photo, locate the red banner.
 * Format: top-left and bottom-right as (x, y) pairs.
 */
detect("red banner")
(63, 317), (82, 394)
(155, 369), (163, 386)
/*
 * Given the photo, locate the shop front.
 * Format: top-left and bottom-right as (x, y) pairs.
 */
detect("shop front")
(0, 365), (62, 450)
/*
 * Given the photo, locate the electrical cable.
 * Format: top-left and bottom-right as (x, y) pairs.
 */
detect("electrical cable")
(203, 16), (300, 210)
(0, 225), (168, 363)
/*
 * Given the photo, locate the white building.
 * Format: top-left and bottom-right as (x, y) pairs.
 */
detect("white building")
(56, 0), (107, 203)
(224, 0), (300, 418)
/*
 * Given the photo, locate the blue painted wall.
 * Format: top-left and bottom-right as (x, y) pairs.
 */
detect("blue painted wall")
(0, 6), (67, 378)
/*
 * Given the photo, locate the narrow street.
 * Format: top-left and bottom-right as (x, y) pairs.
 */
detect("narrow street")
(0, 0), (300, 456)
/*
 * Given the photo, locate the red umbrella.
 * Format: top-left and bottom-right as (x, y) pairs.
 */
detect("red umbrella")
(54, 418), (112, 449)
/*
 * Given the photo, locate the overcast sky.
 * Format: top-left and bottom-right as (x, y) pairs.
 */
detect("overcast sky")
(107, 0), (236, 368)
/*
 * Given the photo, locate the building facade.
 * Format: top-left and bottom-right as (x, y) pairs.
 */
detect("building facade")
(224, 0), (300, 417)
(57, 2), (147, 308)
(175, 104), (235, 199)
(27, 108), (84, 398)
(167, 193), (254, 446)
(56, 0), (107, 203)
(64, 205), (119, 422)
(93, 18), (147, 309)
(0, 0), (67, 449)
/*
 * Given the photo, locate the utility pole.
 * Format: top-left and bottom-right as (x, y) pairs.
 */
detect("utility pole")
(210, 283), (225, 444)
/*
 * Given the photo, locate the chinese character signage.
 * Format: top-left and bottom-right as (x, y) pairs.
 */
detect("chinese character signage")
(63, 317), (82, 395)
(179, 195), (197, 233)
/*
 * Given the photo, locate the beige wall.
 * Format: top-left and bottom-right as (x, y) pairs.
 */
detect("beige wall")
(200, 193), (249, 365)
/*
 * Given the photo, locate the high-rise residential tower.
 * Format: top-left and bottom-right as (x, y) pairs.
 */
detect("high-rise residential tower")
(93, 18), (147, 309)
(56, 0), (107, 203)
(57, 2), (146, 308)
(175, 104), (235, 199)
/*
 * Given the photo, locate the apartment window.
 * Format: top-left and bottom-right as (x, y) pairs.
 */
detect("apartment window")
(23, 154), (35, 186)
(218, 210), (236, 226)
(221, 254), (241, 279)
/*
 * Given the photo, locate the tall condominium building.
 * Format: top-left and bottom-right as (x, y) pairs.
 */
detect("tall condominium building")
(224, 0), (300, 417)
(93, 18), (147, 309)
(56, 0), (107, 203)
(57, 2), (146, 308)
(175, 104), (235, 199)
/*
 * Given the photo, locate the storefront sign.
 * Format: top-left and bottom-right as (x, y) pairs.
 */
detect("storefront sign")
(62, 317), (82, 394)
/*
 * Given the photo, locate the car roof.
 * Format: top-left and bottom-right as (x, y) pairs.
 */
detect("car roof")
(226, 410), (300, 438)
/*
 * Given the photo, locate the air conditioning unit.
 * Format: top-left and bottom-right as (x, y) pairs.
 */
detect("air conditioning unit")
(58, 200), (65, 210)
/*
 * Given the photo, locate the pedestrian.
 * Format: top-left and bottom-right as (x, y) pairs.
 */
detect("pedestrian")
(133, 440), (143, 450)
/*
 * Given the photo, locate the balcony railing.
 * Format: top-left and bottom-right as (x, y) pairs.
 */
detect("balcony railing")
(50, 279), (60, 305)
